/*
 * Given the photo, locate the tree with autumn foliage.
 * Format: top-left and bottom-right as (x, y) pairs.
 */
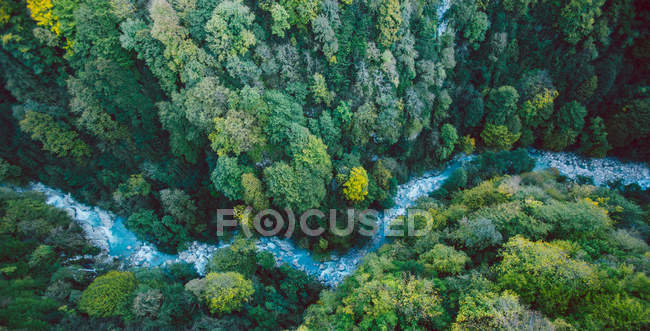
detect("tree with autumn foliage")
(343, 166), (369, 203)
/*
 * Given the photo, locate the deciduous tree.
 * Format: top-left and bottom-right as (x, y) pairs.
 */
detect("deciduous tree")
(79, 271), (137, 317)
(343, 166), (369, 202)
(19, 110), (91, 160)
(496, 236), (598, 315)
(211, 156), (250, 201)
(205, 0), (256, 61)
(377, 0), (402, 47)
(202, 272), (254, 314)
(480, 124), (520, 151)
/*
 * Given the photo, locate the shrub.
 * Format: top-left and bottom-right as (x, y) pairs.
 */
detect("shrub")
(79, 271), (138, 317)
(542, 183), (568, 201)
(184, 277), (207, 299)
(126, 209), (190, 251)
(520, 168), (560, 187)
(568, 183), (596, 200)
(166, 262), (198, 283)
(45, 280), (72, 301)
(496, 175), (521, 196)
(51, 265), (94, 284)
(466, 149), (536, 181)
(132, 268), (169, 288)
(591, 187), (645, 229)
(610, 229), (649, 254)
(513, 185), (551, 202)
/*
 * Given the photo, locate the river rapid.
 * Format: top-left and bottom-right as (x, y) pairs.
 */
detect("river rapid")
(20, 150), (650, 287)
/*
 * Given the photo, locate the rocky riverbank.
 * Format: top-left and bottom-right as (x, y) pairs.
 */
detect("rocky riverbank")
(531, 150), (650, 189)
(18, 150), (650, 287)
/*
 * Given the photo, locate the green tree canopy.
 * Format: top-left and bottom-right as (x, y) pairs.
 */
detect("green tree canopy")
(79, 271), (137, 317)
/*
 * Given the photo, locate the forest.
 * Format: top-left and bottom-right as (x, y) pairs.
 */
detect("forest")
(0, 0), (648, 329)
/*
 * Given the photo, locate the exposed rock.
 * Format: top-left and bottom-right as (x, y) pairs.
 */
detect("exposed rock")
(530, 149), (650, 189)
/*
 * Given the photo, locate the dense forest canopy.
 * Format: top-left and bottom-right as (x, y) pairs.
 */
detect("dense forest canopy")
(302, 168), (650, 330)
(0, 187), (323, 329)
(1, 0), (648, 253)
(1, 164), (649, 329)
(0, 0), (649, 328)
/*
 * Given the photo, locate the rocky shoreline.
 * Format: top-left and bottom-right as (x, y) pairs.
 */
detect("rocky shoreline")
(531, 150), (650, 189)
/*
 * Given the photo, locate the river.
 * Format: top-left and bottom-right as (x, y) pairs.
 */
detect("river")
(21, 150), (649, 287)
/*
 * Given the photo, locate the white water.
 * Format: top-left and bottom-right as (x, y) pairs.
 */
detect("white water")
(254, 154), (470, 286)
(17, 0), (460, 287)
(437, 0), (451, 36)
(21, 150), (649, 286)
(12, 2), (650, 286)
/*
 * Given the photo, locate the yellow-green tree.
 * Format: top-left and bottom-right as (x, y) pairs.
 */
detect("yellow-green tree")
(281, 0), (321, 29)
(26, 0), (76, 51)
(343, 167), (369, 202)
(113, 174), (151, 203)
(311, 73), (333, 106)
(496, 236), (598, 315)
(26, 0), (60, 34)
(241, 172), (269, 211)
(78, 271), (137, 317)
(480, 124), (520, 151)
(377, 0), (402, 47)
(372, 160), (392, 190)
(419, 243), (469, 276)
(203, 272), (254, 315)
(519, 88), (558, 128)
(19, 111), (91, 160)
(268, 2), (290, 37)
